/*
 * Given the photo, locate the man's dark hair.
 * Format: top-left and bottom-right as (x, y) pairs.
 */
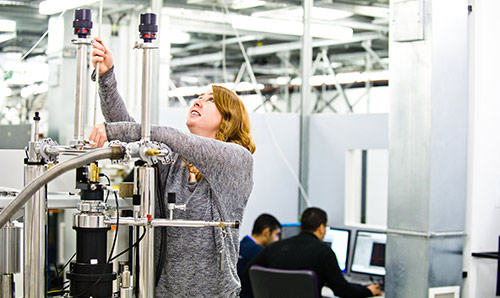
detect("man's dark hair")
(252, 214), (281, 235)
(300, 207), (327, 233)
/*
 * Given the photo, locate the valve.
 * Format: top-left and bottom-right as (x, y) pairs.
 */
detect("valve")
(167, 193), (186, 219)
(73, 9), (92, 38)
(139, 13), (157, 43)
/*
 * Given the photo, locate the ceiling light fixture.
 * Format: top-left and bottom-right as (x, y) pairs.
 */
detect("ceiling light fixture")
(231, 15), (353, 40)
(39, 0), (99, 15)
(252, 7), (353, 21)
(0, 20), (16, 32)
(230, 0), (266, 10)
(0, 32), (16, 43)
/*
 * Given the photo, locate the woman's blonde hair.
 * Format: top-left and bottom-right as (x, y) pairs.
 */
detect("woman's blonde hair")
(186, 85), (255, 182)
(212, 85), (256, 154)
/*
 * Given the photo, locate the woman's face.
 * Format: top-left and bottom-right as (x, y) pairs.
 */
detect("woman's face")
(186, 88), (222, 138)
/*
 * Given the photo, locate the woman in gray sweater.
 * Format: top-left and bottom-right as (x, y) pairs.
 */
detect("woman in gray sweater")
(89, 37), (255, 297)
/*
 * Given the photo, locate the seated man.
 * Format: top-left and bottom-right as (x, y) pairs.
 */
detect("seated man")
(248, 208), (381, 298)
(238, 213), (281, 298)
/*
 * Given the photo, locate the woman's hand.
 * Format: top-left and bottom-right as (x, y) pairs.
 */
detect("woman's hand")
(92, 36), (113, 76)
(89, 124), (108, 147)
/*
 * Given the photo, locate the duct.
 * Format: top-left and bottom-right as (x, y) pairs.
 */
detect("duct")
(386, 0), (468, 297)
(0, 147), (125, 228)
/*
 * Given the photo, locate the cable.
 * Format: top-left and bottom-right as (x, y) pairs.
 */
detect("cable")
(20, 10), (66, 61)
(154, 165), (167, 287)
(100, 173), (111, 185)
(48, 252), (76, 291)
(109, 226), (147, 262)
(108, 191), (120, 263)
(101, 173), (111, 203)
(104, 188), (111, 203)
(216, 0), (312, 207)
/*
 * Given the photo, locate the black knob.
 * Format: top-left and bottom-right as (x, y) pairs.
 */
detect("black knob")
(139, 13), (158, 43)
(167, 192), (176, 204)
(73, 9), (92, 38)
(33, 112), (40, 121)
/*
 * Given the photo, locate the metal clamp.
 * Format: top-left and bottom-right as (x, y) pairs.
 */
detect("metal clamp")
(78, 201), (106, 213)
(73, 212), (108, 229)
(133, 41), (158, 50)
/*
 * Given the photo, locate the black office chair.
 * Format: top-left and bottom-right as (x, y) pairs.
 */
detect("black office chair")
(248, 265), (320, 298)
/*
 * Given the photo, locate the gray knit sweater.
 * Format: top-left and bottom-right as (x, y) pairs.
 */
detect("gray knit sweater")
(98, 68), (253, 297)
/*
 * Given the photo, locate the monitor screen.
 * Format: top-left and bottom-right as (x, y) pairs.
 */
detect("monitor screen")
(351, 230), (386, 276)
(323, 227), (350, 273)
(280, 223), (301, 240)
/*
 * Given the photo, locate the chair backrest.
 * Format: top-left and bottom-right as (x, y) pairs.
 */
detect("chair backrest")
(248, 265), (320, 298)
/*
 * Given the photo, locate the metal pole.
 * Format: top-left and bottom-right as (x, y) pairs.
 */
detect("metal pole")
(0, 221), (20, 298)
(0, 274), (14, 298)
(23, 165), (47, 298)
(150, 0), (161, 124)
(74, 42), (89, 143)
(141, 48), (152, 142)
(298, 0), (313, 213)
(137, 166), (155, 298)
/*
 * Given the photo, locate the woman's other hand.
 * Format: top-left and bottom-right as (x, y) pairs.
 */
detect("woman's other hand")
(91, 36), (113, 76)
(89, 124), (108, 147)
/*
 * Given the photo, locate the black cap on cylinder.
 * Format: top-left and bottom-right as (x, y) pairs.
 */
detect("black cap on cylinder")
(73, 9), (93, 38)
(139, 13), (158, 42)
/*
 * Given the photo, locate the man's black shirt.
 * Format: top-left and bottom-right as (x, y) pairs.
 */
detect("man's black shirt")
(248, 232), (372, 298)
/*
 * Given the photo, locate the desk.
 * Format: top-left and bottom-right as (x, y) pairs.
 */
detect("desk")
(321, 286), (384, 298)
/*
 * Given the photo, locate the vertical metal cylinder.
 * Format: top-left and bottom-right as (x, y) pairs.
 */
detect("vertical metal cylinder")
(0, 274), (14, 298)
(141, 48), (152, 141)
(23, 165), (47, 298)
(74, 42), (88, 143)
(137, 166), (155, 298)
(0, 224), (20, 274)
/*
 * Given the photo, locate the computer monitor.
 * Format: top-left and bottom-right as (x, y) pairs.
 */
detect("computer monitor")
(350, 230), (386, 276)
(280, 223), (301, 240)
(322, 227), (350, 273)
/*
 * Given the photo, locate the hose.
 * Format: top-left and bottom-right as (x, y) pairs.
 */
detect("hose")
(0, 146), (124, 228)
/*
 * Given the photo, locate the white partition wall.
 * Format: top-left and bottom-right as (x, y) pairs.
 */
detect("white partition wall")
(463, 1), (500, 297)
(308, 113), (389, 228)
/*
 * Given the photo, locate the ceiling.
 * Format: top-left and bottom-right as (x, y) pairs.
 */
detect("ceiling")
(0, 0), (389, 112)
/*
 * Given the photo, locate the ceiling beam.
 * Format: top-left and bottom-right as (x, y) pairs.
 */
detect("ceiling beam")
(170, 32), (386, 67)
(171, 35), (264, 54)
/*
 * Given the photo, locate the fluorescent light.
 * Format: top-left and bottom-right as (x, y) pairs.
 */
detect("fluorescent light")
(0, 32), (16, 43)
(170, 31), (191, 44)
(21, 84), (39, 98)
(276, 76), (291, 85)
(0, 20), (16, 32)
(180, 76), (201, 84)
(231, 0), (266, 10)
(39, 0), (99, 15)
(231, 15), (353, 40)
(252, 7), (353, 21)
(0, 86), (12, 97)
